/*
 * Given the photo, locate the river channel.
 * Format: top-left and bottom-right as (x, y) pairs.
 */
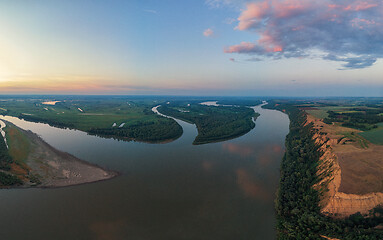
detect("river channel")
(0, 104), (289, 240)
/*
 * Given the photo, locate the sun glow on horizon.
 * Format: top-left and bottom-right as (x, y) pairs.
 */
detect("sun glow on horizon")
(0, 1), (381, 96)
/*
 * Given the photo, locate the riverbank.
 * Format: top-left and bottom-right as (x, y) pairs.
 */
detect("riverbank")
(0, 97), (184, 144)
(155, 103), (259, 145)
(306, 114), (383, 217)
(2, 121), (118, 188)
(265, 102), (383, 239)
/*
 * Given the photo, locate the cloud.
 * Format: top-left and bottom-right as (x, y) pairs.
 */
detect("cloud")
(224, 0), (383, 69)
(224, 18), (236, 25)
(203, 28), (214, 37)
(229, 58), (235, 62)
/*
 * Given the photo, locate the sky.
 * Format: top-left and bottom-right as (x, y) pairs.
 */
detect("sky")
(0, 0), (382, 96)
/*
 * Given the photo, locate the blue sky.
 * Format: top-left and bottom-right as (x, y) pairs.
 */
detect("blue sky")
(0, 0), (382, 96)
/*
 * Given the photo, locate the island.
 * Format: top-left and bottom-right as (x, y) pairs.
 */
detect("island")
(157, 101), (260, 144)
(0, 96), (183, 143)
(0, 120), (117, 188)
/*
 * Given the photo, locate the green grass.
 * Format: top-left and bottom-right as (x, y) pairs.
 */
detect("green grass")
(1, 99), (156, 130)
(340, 131), (369, 148)
(319, 106), (354, 111)
(305, 109), (328, 119)
(359, 122), (383, 145)
(5, 124), (31, 163)
(0, 97), (182, 142)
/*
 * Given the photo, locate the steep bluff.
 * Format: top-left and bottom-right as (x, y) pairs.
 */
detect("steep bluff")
(308, 115), (383, 217)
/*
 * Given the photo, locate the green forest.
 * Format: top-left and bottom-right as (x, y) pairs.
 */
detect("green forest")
(264, 102), (383, 240)
(158, 103), (259, 144)
(88, 116), (182, 142)
(324, 107), (383, 131)
(0, 96), (183, 143)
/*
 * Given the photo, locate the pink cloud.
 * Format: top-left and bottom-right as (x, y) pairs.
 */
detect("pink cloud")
(203, 28), (214, 37)
(351, 18), (377, 29)
(224, 42), (257, 53)
(224, 0), (383, 69)
(344, 1), (378, 11)
(236, 1), (270, 30)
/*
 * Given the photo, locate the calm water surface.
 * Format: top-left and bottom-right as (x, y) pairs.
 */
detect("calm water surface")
(0, 105), (289, 240)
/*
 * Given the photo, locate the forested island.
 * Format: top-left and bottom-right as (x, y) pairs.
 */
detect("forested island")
(0, 96), (263, 145)
(264, 101), (383, 239)
(0, 96), (183, 143)
(158, 102), (259, 144)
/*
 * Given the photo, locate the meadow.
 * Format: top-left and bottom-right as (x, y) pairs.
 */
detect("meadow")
(359, 122), (383, 145)
(0, 96), (183, 142)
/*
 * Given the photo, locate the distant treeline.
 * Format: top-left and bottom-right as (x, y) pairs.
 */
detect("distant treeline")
(158, 104), (258, 144)
(263, 102), (383, 240)
(88, 117), (182, 142)
(16, 113), (182, 143)
(216, 99), (262, 107)
(0, 133), (22, 186)
(18, 114), (75, 129)
(324, 108), (383, 131)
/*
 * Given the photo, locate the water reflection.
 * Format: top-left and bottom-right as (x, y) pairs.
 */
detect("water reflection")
(0, 105), (289, 240)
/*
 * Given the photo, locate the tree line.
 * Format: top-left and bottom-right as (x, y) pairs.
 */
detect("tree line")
(88, 117), (183, 142)
(158, 104), (259, 144)
(263, 102), (383, 240)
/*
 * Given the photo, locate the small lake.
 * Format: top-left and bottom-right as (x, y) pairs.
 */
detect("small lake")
(0, 104), (289, 240)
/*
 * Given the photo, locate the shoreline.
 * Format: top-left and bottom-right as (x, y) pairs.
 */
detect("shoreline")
(306, 114), (383, 217)
(2, 120), (119, 189)
(154, 104), (261, 145)
(1, 114), (181, 145)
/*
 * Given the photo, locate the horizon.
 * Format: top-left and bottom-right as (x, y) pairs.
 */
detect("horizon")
(0, 0), (382, 96)
(0, 94), (382, 99)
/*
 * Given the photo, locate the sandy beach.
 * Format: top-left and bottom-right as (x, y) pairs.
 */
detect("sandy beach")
(4, 121), (118, 188)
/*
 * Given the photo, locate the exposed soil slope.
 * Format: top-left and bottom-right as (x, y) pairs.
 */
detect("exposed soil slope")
(307, 114), (383, 217)
(4, 121), (117, 188)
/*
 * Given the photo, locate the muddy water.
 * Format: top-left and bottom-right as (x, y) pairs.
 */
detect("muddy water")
(0, 105), (289, 240)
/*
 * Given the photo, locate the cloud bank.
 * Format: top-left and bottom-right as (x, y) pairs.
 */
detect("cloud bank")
(224, 0), (383, 69)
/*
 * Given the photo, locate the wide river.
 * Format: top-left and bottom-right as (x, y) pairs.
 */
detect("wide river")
(0, 104), (289, 240)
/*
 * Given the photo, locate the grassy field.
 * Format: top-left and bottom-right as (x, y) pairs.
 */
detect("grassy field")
(0, 97), (182, 142)
(0, 98), (160, 130)
(0, 96), (265, 144)
(305, 109), (328, 119)
(5, 124), (31, 163)
(4, 123), (31, 177)
(339, 130), (369, 149)
(359, 122), (383, 145)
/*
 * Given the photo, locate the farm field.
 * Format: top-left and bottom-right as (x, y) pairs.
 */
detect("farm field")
(359, 122), (383, 145)
(305, 109), (328, 119)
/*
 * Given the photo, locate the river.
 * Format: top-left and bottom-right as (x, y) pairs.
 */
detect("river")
(0, 104), (289, 240)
